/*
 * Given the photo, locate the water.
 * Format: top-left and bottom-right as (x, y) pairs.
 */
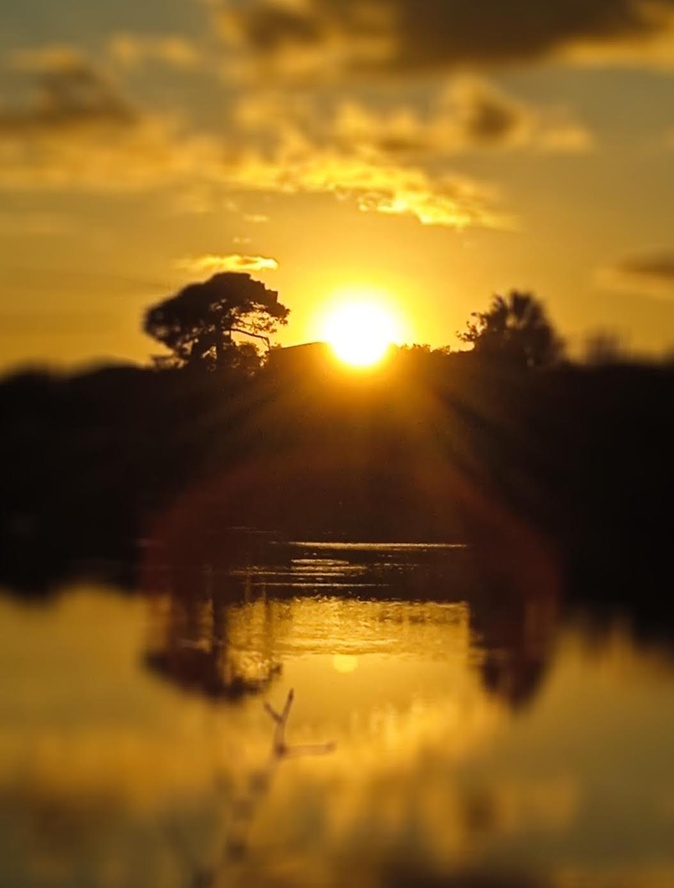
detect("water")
(1, 542), (673, 887)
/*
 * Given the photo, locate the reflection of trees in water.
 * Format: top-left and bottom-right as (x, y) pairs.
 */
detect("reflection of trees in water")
(469, 586), (560, 711)
(137, 549), (563, 886)
(142, 554), (561, 718)
(143, 565), (283, 701)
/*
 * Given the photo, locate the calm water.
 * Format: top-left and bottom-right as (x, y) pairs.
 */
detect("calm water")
(1, 542), (674, 888)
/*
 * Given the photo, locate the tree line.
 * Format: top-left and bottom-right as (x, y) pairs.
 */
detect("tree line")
(1, 271), (672, 603)
(142, 271), (565, 373)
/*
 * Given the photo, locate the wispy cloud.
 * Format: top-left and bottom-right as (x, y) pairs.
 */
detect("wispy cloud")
(177, 253), (280, 274)
(0, 48), (137, 137)
(600, 249), (674, 298)
(0, 49), (218, 191)
(223, 145), (514, 229)
(323, 78), (594, 156)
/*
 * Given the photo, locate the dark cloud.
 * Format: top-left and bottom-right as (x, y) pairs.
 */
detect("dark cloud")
(222, 0), (674, 76)
(233, 4), (325, 53)
(603, 250), (674, 297)
(615, 251), (674, 281)
(0, 48), (219, 192)
(461, 85), (524, 144)
(0, 49), (137, 138)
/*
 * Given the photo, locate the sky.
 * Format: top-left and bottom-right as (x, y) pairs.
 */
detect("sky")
(1, 0), (674, 371)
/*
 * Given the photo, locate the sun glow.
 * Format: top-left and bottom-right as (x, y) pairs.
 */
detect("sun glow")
(332, 653), (359, 674)
(320, 293), (403, 368)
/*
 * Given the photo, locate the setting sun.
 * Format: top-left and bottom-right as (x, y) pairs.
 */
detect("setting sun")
(319, 294), (403, 368)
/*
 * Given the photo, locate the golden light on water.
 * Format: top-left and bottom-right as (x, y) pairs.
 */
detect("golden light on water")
(318, 290), (404, 368)
(3, 579), (673, 887)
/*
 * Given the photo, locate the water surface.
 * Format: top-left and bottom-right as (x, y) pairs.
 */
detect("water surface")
(1, 542), (673, 888)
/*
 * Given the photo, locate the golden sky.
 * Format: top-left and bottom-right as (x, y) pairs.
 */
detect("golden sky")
(2, 0), (674, 370)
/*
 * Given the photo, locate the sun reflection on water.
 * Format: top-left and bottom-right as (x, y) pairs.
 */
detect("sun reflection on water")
(2, 546), (674, 888)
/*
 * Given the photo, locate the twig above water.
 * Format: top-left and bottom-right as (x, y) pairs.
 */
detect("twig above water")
(164, 688), (336, 886)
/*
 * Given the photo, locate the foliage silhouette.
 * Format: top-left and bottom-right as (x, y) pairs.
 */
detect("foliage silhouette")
(1, 277), (673, 608)
(144, 272), (289, 372)
(458, 291), (565, 369)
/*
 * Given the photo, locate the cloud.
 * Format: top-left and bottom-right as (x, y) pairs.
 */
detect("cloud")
(600, 250), (674, 297)
(336, 78), (593, 155)
(223, 81), (526, 228)
(1, 48), (138, 136)
(0, 49), (221, 191)
(219, 0), (674, 78)
(0, 48), (511, 229)
(234, 77), (593, 160)
(451, 78), (531, 147)
(107, 34), (201, 70)
(177, 253), (280, 273)
(223, 143), (513, 229)
(0, 114), (219, 192)
(0, 106), (506, 229)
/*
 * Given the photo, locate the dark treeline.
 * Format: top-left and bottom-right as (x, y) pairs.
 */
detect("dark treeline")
(1, 274), (673, 613)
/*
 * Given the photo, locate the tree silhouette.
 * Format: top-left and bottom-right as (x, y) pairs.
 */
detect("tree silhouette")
(144, 273), (289, 371)
(458, 291), (564, 369)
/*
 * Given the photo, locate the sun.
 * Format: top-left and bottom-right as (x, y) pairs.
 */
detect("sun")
(319, 293), (402, 368)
